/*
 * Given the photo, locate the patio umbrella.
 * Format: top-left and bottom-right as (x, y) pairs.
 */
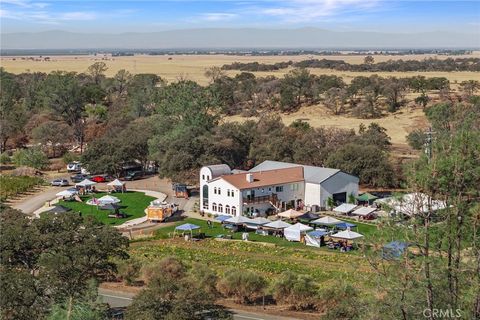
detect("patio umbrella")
(356, 192), (378, 202)
(277, 209), (303, 219)
(311, 216), (342, 226)
(46, 205), (72, 214)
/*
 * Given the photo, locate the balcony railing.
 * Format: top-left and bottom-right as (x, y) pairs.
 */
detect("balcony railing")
(243, 193), (278, 205)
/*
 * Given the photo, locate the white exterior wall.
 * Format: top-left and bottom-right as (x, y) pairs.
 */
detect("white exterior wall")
(204, 179), (242, 216)
(304, 182), (321, 207)
(319, 172), (359, 208)
(199, 167), (212, 211)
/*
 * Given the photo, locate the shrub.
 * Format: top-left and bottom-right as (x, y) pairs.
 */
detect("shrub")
(62, 152), (80, 165)
(12, 148), (49, 170)
(318, 282), (363, 320)
(273, 271), (319, 311)
(217, 270), (267, 304)
(0, 152), (11, 164)
(142, 256), (186, 284)
(117, 258), (142, 286)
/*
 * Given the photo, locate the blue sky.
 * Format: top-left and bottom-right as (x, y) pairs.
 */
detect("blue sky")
(1, 0), (479, 34)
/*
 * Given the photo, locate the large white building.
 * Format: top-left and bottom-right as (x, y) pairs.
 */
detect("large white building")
(200, 160), (359, 217)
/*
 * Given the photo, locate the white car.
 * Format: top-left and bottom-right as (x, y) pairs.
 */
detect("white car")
(67, 162), (81, 172)
(51, 179), (69, 187)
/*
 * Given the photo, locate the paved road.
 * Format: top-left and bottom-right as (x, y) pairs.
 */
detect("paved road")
(10, 186), (66, 214)
(98, 288), (299, 320)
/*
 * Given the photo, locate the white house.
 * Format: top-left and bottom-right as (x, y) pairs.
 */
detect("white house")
(200, 160), (359, 217)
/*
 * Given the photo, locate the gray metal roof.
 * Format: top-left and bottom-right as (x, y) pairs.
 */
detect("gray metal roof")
(249, 160), (357, 184)
(204, 164), (231, 179)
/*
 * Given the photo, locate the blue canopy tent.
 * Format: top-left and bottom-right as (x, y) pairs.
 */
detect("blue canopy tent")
(174, 223), (201, 238)
(382, 241), (409, 260)
(336, 222), (357, 230)
(214, 215), (231, 222)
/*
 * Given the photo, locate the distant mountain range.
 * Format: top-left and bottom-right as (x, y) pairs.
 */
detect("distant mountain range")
(1, 28), (479, 50)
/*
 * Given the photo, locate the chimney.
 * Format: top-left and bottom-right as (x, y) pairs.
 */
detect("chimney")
(246, 173), (254, 183)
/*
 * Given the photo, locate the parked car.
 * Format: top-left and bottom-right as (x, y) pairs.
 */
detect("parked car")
(51, 179), (69, 187)
(67, 161), (81, 172)
(124, 171), (143, 181)
(70, 174), (88, 183)
(89, 175), (111, 183)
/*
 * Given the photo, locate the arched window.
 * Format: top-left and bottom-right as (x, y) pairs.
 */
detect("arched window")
(218, 188), (221, 195)
(225, 205), (230, 215)
(202, 185), (209, 209)
(218, 204), (223, 213)
(214, 187), (217, 194)
(231, 206), (236, 216)
(212, 203), (217, 211)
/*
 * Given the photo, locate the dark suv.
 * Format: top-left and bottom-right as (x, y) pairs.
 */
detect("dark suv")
(124, 171), (143, 181)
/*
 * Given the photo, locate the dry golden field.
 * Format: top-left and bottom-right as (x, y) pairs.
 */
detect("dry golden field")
(225, 104), (429, 157)
(1, 53), (479, 85)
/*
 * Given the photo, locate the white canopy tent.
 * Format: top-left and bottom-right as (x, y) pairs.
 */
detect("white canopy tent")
(107, 178), (126, 192)
(311, 216), (342, 226)
(331, 229), (364, 240)
(75, 179), (96, 188)
(305, 230), (329, 247)
(375, 192), (447, 217)
(352, 206), (377, 216)
(264, 220), (292, 230)
(56, 189), (78, 197)
(225, 215), (254, 225)
(97, 195), (121, 205)
(277, 209), (303, 219)
(284, 222), (313, 242)
(107, 179), (125, 187)
(244, 217), (271, 229)
(333, 203), (357, 214)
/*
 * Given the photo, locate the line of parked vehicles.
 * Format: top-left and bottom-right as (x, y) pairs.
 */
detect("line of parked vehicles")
(51, 162), (147, 186)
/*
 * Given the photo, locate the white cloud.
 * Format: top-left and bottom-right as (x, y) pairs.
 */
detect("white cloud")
(201, 12), (238, 21)
(262, 0), (381, 22)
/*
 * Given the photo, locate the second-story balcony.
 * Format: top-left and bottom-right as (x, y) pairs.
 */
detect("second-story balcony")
(243, 193), (278, 205)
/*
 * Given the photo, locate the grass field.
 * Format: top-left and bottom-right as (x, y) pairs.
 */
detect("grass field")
(58, 191), (155, 225)
(225, 104), (428, 153)
(2, 53), (479, 85)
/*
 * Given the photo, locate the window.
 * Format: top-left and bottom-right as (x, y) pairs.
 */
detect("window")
(214, 187), (217, 194)
(207, 176), (210, 180)
(225, 205), (230, 215)
(290, 183), (299, 191)
(212, 203), (217, 211)
(275, 186), (283, 192)
(202, 174), (205, 180)
(231, 206), (236, 216)
(218, 204), (223, 213)
(268, 187), (272, 192)
(227, 189), (230, 197)
(218, 188), (221, 195)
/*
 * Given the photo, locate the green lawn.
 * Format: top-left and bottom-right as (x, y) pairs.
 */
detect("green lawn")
(58, 191), (155, 226)
(152, 217), (379, 249)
